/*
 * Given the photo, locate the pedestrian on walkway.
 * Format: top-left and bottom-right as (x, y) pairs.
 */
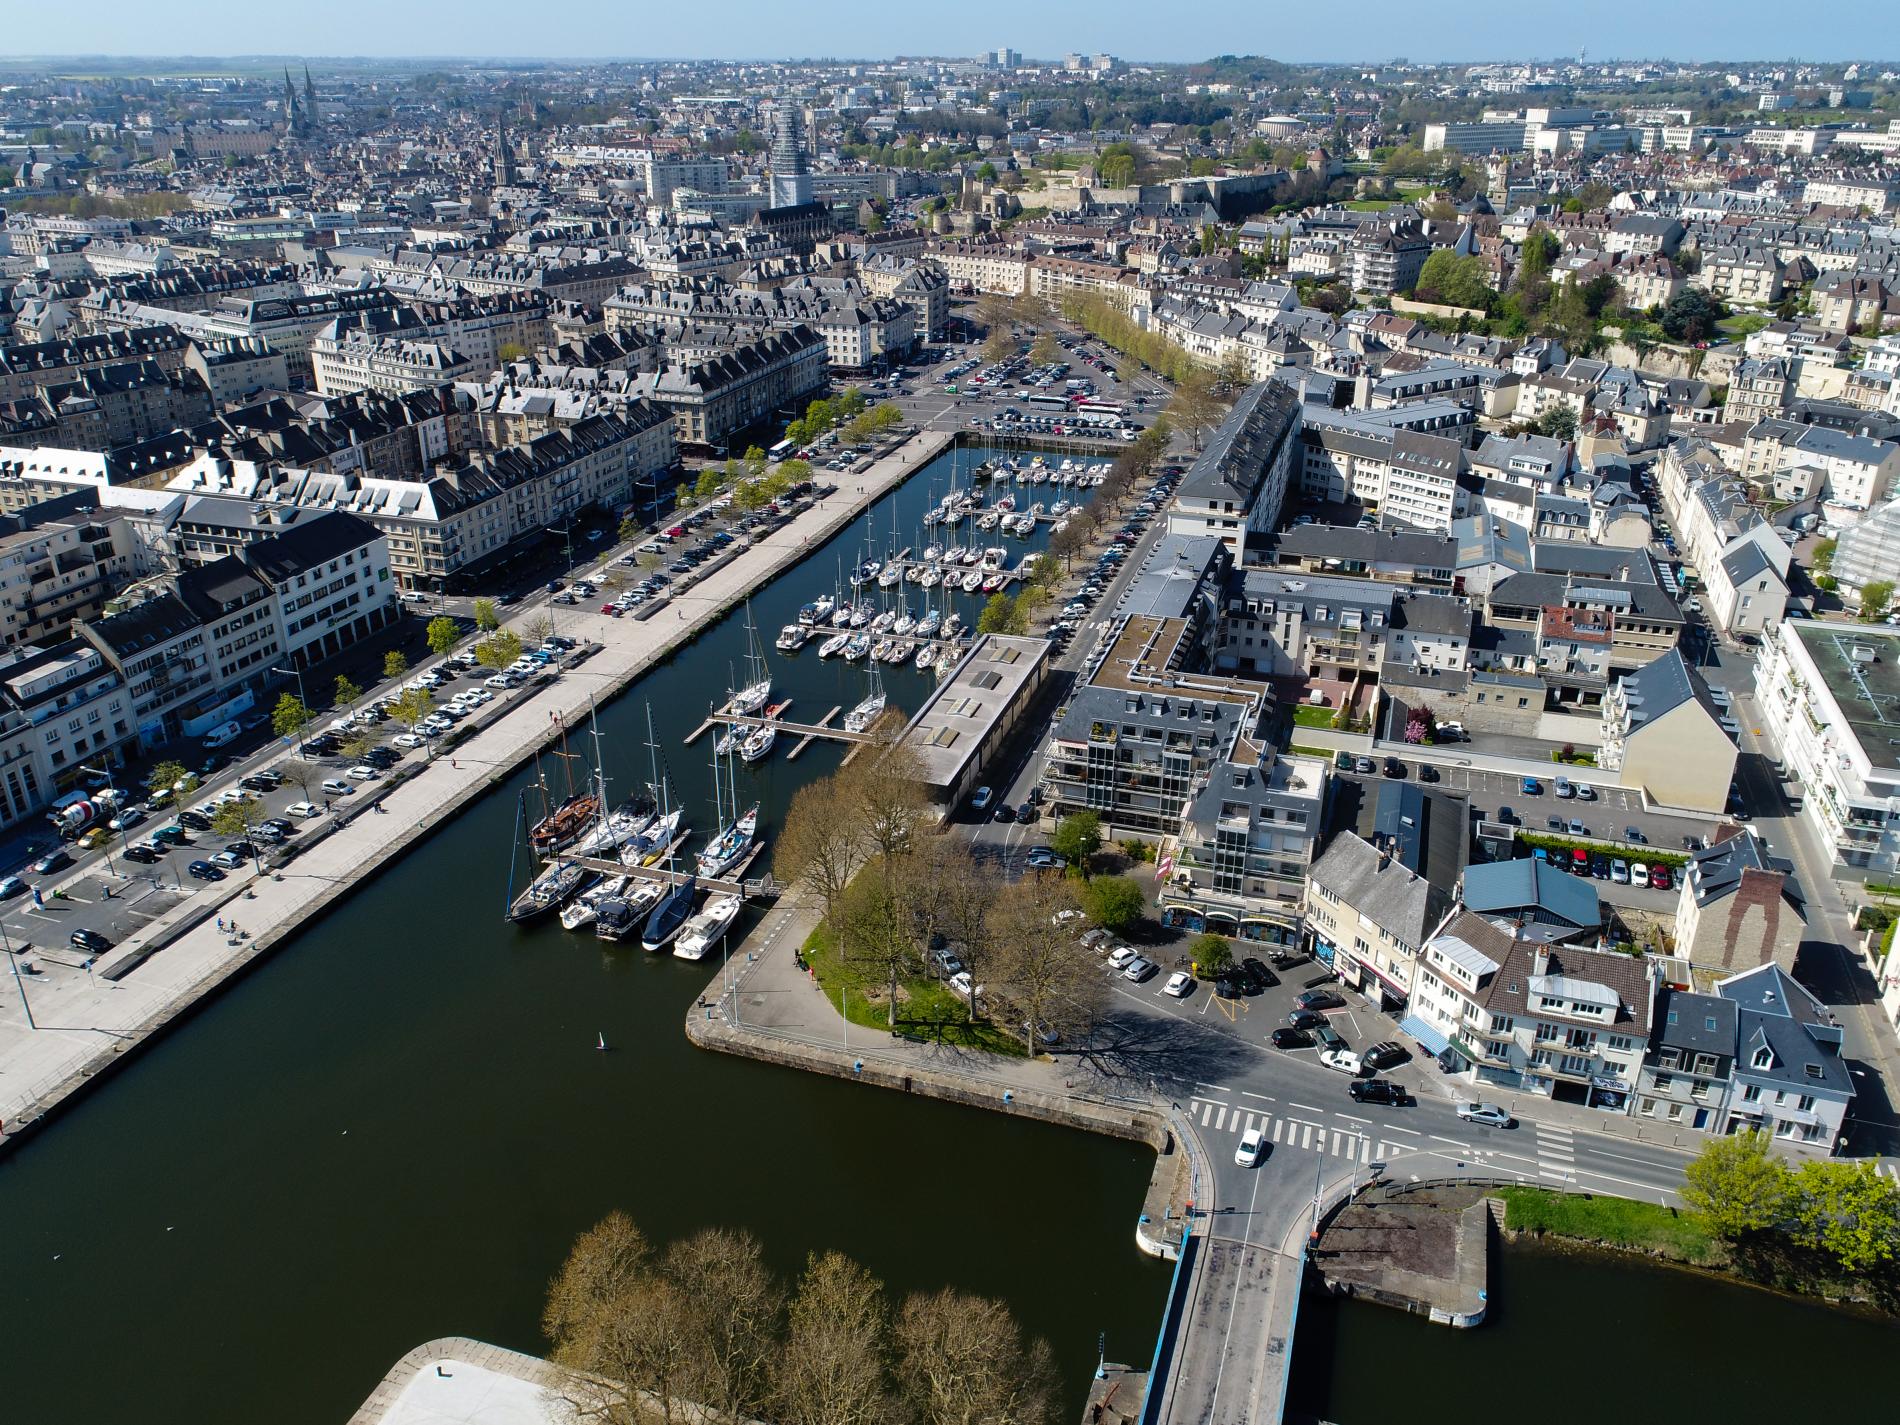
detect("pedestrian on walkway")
(217, 917), (225, 933)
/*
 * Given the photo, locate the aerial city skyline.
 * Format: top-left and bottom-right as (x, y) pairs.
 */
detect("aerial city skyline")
(3, 33), (1899, 1425)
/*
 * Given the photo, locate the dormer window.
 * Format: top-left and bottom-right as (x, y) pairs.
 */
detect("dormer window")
(1752, 1046), (1774, 1070)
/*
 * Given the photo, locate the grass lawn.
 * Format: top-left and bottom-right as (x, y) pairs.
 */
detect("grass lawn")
(1292, 705), (1338, 728)
(1289, 744), (1333, 760)
(1718, 314), (1771, 339)
(802, 923), (1026, 1057)
(1343, 198), (1401, 211)
(1497, 1186), (1721, 1265)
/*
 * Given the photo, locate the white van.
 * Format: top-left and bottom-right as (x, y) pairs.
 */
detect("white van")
(201, 720), (242, 749)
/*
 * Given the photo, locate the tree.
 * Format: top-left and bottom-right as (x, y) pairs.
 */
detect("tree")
(1414, 249), (1493, 310)
(893, 1287), (1059, 1425)
(497, 341), (529, 364)
(1682, 1130), (1789, 1239)
(333, 674), (362, 710)
(975, 161), (998, 183)
(1661, 288), (1719, 344)
(210, 797), (270, 870)
(1082, 875), (1147, 935)
(663, 1228), (784, 1425)
(283, 757), (322, 801)
(1811, 538), (1837, 572)
(1050, 811), (1103, 868)
(425, 616), (458, 657)
(777, 776), (869, 931)
(772, 1251), (890, 1425)
(338, 728), (379, 765)
(543, 1211), (656, 1425)
(1165, 367), (1226, 452)
(1030, 332), (1061, 364)
(1860, 579), (1894, 621)
(472, 597), (500, 633)
(838, 868), (919, 1030)
(847, 721), (929, 875)
(1190, 931), (1233, 976)
(271, 692), (313, 745)
(1535, 405), (1579, 441)
(695, 467), (725, 502)
(148, 760), (194, 801)
(383, 649), (409, 681)
(988, 875), (1103, 1049)
(475, 629), (524, 668)
(901, 839), (1001, 1018)
(389, 687), (434, 733)
(618, 515), (643, 544)
(1786, 1159), (1900, 1274)
(976, 591), (1026, 635)
(524, 611), (555, 645)
(982, 329), (1014, 363)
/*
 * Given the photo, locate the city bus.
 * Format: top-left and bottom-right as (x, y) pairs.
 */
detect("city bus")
(767, 438), (797, 462)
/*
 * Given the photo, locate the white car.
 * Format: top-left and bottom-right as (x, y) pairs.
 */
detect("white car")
(484, 674), (515, 690)
(1106, 945), (1138, 970)
(345, 765), (379, 781)
(285, 801), (323, 819)
(1163, 971), (1194, 998)
(393, 733), (427, 749)
(1235, 1126), (1268, 1167)
(948, 971), (985, 1000)
(1318, 1048), (1363, 1075)
(320, 779), (354, 796)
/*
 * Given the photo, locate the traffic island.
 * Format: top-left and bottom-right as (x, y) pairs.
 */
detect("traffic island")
(1309, 1181), (1493, 1327)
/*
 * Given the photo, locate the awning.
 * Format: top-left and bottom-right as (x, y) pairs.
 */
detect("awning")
(1399, 1015), (1451, 1057)
(1448, 1035), (1483, 1065)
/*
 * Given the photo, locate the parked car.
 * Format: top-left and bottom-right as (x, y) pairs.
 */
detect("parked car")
(320, 779), (354, 796)
(1240, 957), (1278, 991)
(1025, 846), (1066, 871)
(1163, 970), (1194, 998)
(1520, 777), (1541, 795)
(1235, 1126), (1269, 1167)
(1319, 1047), (1364, 1075)
(1122, 956), (1157, 983)
(1, 874), (29, 899)
(1348, 1079), (1412, 1106)
(1610, 858), (1630, 883)
(345, 765), (379, 781)
(1106, 945), (1138, 970)
(1554, 776), (1574, 799)
(1271, 1026), (1313, 1049)
(286, 801), (322, 819)
(122, 844), (159, 864)
(1362, 1041), (1409, 1071)
(186, 860), (224, 881)
(1455, 1102), (1515, 1128)
(70, 928), (112, 954)
(1286, 1008), (1327, 1030)
(969, 786), (993, 813)
(1650, 864), (1674, 890)
(1295, 988), (1344, 1012)
(1382, 756), (1405, 778)
(32, 849), (71, 875)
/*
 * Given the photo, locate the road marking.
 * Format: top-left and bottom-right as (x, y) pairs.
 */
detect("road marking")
(1195, 1082), (1231, 1095)
(1337, 1112), (1370, 1125)
(1383, 1124), (1421, 1136)
(1290, 1101), (1321, 1113)
(1213, 1104), (1227, 1131)
(1199, 1101), (1213, 1126)
(1272, 1119), (1286, 1143)
(1431, 1135), (1471, 1151)
(1241, 1090), (1276, 1103)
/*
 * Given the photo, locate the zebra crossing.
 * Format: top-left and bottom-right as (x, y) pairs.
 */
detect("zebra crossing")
(1192, 1095), (1398, 1164)
(1534, 1121), (1578, 1185)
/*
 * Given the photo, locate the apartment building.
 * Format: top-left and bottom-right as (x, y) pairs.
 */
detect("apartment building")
(15, 359), (214, 451)
(183, 337), (289, 405)
(311, 334), (476, 398)
(1634, 988), (1737, 1135)
(1599, 648), (1738, 814)
(1655, 439), (1791, 637)
(1715, 963), (1854, 1151)
(1344, 218), (1432, 297)
(1410, 911), (1654, 1111)
(76, 592), (217, 748)
(0, 325), (193, 403)
(1161, 750), (1328, 948)
(928, 238), (1030, 296)
(0, 491), (144, 646)
(1753, 619), (1900, 882)
(627, 326), (827, 447)
(1675, 827), (1805, 976)
(0, 639), (137, 827)
(1298, 410), (1467, 532)
(1167, 378), (1302, 559)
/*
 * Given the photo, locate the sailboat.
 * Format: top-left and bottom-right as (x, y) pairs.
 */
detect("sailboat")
(845, 665), (887, 734)
(697, 735), (761, 880)
(739, 700), (786, 764)
(528, 719), (600, 853)
(507, 857), (594, 923)
(562, 873), (629, 932)
(675, 894), (743, 961)
(728, 603), (772, 715)
(595, 879), (664, 941)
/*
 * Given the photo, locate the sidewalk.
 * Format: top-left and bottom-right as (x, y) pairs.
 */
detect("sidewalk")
(0, 431), (950, 1144)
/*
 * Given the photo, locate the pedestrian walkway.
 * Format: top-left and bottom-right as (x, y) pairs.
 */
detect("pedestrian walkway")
(1188, 1093), (1385, 1164)
(0, 431), (950, 1144)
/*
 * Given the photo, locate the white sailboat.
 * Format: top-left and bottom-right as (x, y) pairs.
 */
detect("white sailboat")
(728, 602), (772, 715)
(674, 894), (743, 961)
(844, 665), (887, 734)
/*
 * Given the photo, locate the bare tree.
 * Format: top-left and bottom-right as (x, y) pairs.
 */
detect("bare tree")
(663, 1227), (783, 1425)
(1165, 366), (1227, 452)
(773, 1251), (891, 1425)
(846, 712), (930, 876)
(543, 1211), (654, 1425)
(777, 776), (869, 927)
(900, 838), (1000, 1018)
(989, 876), (1105, 1049)
(894, 1287), (1060, 1425)
(838, 867), (921, 1029)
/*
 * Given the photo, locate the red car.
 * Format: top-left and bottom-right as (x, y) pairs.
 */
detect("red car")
(1649, 864), (1673, 890)
(1571, 847), (1590, 871)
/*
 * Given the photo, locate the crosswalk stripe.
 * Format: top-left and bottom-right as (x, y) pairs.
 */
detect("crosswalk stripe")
(1272, 1118), (1286, 1143)
(1244, 1113), (1258, 1138)
(1200, 1101), (1214, 1126)
(1214, 1104), (1227, 1132)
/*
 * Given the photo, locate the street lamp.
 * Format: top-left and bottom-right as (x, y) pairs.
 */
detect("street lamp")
(1, 917), (35, 1031)
(270, 665), (311, 754)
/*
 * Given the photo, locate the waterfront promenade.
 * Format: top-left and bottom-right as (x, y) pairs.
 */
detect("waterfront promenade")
(0, 432), (951, 1143)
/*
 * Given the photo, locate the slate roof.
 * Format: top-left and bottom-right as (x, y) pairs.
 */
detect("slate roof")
(1717, 963), (1853, 1097)
(1461, 857), (1602, 930)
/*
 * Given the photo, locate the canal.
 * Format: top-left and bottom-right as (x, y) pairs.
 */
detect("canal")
(0, 446), (1170, 1424)
(1286, 1239), (1900, 1422)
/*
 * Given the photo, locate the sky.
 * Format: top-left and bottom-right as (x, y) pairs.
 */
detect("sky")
(5, 0), (1897, 65)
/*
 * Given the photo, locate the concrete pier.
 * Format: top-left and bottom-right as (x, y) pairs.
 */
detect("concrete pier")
(1310, 1182), (1493, 1327)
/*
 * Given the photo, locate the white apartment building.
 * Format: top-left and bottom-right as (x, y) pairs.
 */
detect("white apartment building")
(1753, 619), (1900, 882)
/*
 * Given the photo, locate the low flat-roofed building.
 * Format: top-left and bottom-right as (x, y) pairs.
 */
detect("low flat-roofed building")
(901, 634), (1049, 815)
